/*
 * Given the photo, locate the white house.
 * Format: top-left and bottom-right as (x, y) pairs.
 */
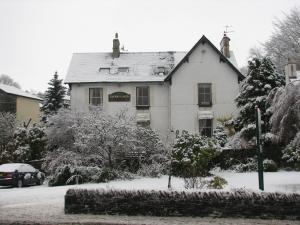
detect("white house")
(65, 33), (244, 139)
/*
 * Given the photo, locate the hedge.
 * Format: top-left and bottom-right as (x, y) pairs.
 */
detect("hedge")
(65, 188), (300, 219)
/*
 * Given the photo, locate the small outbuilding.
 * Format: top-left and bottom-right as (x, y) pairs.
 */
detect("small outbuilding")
(0, 84), (42, 125)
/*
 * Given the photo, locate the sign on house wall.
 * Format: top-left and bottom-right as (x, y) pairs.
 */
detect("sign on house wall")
(108, 92), (131, 102)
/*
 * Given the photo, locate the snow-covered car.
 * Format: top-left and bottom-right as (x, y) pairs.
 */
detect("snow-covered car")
(0, 163), (45, 187)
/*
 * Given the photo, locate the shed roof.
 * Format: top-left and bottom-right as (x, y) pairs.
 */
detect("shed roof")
(0, 84), (42, 101)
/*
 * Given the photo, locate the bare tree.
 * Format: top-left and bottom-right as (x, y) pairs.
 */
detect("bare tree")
(0, 74), (21, 88)
(264, 7), (300, 72)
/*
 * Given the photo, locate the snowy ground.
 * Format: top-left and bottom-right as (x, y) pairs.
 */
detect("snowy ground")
(0, 171), (300, 225)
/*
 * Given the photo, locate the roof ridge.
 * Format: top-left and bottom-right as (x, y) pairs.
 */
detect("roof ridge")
(72, 51), (188, 54)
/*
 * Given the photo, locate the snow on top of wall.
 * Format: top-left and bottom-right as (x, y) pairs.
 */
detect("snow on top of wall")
(0, 84), (42, 101)
(65, 51), (186, 83)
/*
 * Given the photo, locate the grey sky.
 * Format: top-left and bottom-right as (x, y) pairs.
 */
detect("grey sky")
(0, 0), (299, 92)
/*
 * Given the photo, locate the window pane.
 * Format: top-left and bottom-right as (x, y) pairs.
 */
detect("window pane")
(199, 119), (212, 137)
(89, 88), (103, 106)
(136, 87), (149, 106)
(198, 83), (212, 106)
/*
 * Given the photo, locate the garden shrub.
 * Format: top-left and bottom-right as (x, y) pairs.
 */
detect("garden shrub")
(44, 108), (168, 184)
(229, 157), (258, 172)
(172, 131), (220, 178)
(183, 177), (209, 189)
(263, 159), (278, 172)
(137, 162), (166, 177)
(208, 176), (228, 189)
(282, 132), (300, 170)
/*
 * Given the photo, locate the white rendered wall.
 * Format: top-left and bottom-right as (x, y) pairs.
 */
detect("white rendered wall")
(169, 42), (240, 134)
(70, 82), (170, 138)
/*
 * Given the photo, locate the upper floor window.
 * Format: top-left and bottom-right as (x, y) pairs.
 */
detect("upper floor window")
(89, 88), (103, 106)
(199, 119), (212, 137)
(99, 67), (110, 72)
(154, 66), (167, 75)
(136, 86), (149, 108)
(118, 67), (129, 73)
(198, 83), (212, 106)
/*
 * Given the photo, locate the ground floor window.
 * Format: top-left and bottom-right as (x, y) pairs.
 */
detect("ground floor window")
(89, 88), (103, 106)
(136, 86), (149, 108)
(199, 119), (212, 137)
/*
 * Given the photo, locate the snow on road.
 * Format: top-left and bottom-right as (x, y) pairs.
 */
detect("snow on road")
(0, 172), (300, 224)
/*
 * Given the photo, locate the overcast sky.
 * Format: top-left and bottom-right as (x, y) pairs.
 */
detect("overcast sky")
(0, 0), (299, 92)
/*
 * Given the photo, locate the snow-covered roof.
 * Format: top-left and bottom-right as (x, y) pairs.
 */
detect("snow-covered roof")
(65, 52), (186, 83)
(0, 84), (42, 101)
(164, 35), (244, 82)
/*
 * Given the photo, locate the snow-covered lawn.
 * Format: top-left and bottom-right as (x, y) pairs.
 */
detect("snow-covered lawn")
(0, 171), (300, 224)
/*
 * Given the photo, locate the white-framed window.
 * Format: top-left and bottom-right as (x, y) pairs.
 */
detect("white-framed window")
(99, 67), (110, 72)
(199, 119), (212, 137)
(118, 67), (129, 73)
(198, 83), (212, 106)
(136, 86), (149, 108)
(89, 88), (103, 106)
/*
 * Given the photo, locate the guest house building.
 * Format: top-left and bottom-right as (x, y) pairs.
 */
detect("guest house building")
(65, 33), (244, 139)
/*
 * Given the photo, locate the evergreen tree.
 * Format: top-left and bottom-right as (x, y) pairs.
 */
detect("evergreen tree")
(235, 57), (285, 140)
(42, 71), (66, 116)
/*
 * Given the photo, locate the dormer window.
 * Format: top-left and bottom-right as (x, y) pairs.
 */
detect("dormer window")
(158, 67), (166, 74)
(154, 67), (167, 75)
(118, 67), (129, 73)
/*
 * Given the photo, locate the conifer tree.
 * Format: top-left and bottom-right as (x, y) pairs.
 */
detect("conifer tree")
(42, 71), (66, 116)
(235, 57), (285, 140)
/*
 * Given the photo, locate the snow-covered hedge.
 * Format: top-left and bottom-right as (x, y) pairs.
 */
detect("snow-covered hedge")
(65, 188), (300, 219)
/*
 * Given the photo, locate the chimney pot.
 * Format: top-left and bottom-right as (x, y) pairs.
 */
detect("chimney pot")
(220, 33), (230, 58)
(112, 33), (120, 58)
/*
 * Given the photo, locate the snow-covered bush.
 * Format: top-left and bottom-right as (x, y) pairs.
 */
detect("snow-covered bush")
(267, 82), (300, 146)
(282, 132), (300, 170)
(263, 159), (278, 172)
(266, 82), (300, 168)
(0, 112), (16, 163)
(172, 131), (220, 181)
(184, 177), (208, 189)
(44, 108), (168, 185)
(213, 123), (228, 147)
(46, 109), (82, 151)
(11, 125), (46, 162)
(0, 112), (46, 163)
(230, 157), (258, 172)
(137, 162), (166, 178)
(235, 57), (285, 142)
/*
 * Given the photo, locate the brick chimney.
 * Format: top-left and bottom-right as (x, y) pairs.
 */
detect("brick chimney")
(285, 58), (297, 84)
(220, 33), (230, 58)
(112, 33), (120, 58)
